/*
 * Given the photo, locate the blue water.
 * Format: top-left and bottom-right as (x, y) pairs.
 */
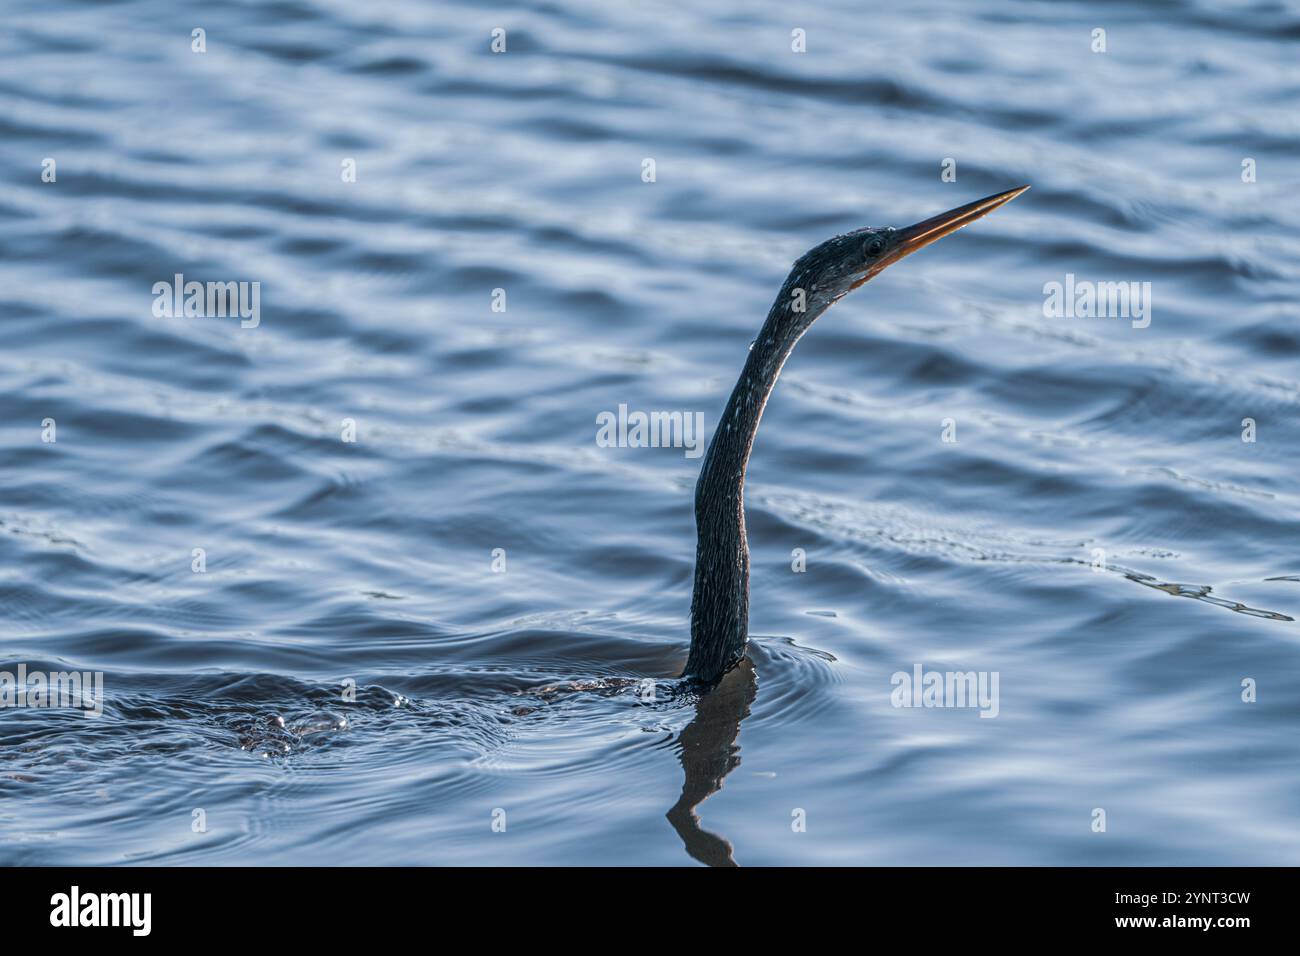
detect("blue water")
(2, 0), (1298, 865)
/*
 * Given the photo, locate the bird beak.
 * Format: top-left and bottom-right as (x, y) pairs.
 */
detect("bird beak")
(875, 185), (1029, 274)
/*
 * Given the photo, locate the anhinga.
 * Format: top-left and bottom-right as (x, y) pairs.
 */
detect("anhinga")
(684, 186), (1029, 683)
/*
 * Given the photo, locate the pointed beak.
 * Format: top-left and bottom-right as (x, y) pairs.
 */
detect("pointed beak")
(878, 185), (1028, 271)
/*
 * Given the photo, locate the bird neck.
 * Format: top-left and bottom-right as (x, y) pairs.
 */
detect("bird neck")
(684, 304), (807, 682)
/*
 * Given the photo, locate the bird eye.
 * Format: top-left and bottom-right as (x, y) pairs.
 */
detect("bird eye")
(866, 236), (885, 257)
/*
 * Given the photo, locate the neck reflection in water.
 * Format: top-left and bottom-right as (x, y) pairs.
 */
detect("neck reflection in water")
(666, 658), (758, 867)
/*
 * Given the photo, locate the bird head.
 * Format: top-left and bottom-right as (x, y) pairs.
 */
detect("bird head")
(771, 185), (1029, 343)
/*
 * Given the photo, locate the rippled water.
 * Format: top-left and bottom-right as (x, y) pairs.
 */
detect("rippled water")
(2, 0), (1298, 865)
